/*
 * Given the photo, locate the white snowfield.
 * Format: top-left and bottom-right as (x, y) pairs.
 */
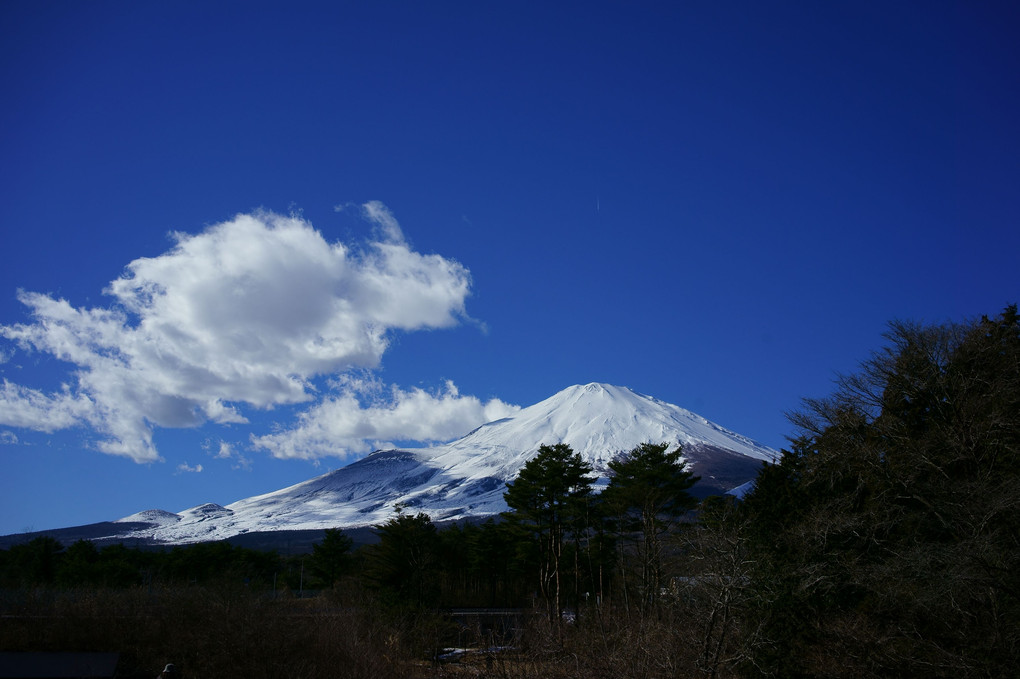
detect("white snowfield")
(116, 383), (777, 544)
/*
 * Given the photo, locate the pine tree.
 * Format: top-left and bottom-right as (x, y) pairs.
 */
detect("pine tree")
(308, 527), (353, 588)
(600, 441), (699, 612)
(365, 511), (440, 609)
(503, 443), (594, 626)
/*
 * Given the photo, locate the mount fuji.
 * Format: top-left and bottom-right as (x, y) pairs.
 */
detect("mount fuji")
(6, 384), (777, 547)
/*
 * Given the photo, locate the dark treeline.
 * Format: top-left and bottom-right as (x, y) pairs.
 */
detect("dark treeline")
(1, 306), (1017, 678)
(733, 305), (1020, 677)
(0, 538), (281, 590)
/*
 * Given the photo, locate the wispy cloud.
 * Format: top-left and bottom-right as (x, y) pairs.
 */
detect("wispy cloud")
(204, 438), (252, 471)
(176, 462), (203, 474)
(0, 205), (490, 463)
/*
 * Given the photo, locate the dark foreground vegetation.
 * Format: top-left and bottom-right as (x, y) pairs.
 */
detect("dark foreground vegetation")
(2, 307), (1017, 678)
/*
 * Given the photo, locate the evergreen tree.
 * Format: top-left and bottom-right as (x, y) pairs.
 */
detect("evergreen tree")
(365, 511), (440, 609)
(308, 527), (354, 588)
(4, 537), (63, 586)
(503, 443), (594, 626)
(57, 539), (101, 587)
(600, 441), (699, 611)
(471, 518), (523, 607)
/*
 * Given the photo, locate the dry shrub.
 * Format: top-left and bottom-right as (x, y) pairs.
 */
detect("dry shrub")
(0, 585), (744, 678)
(431, 602), (729, 679)
(0, 584), (409, 679)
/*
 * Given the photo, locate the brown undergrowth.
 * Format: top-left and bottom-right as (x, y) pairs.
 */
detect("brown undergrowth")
(0, 585), (410, 679)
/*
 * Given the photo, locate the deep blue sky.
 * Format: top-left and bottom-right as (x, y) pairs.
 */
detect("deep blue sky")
(1, 1), (1017, 535)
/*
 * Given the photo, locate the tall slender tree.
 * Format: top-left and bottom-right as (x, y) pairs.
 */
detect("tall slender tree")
(503, 443), (594, 626)
(601, 441), (699, 611)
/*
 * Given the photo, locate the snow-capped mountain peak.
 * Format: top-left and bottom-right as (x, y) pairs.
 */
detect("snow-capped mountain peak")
(105, 383), (775, 545)
(434, 382), (774, 471)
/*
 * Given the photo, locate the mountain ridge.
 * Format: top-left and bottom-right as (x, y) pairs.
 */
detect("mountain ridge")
(3, 383), (776, 546)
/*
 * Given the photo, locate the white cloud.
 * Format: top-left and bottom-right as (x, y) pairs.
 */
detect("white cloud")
(215, 441), (234, 459)
(0, 380), (94, 433)
(0, 206), (474, 463)
(362, 200), (404, 243)
(0, 430), (19, 445)
(176, 462), (203, 473)
(201, 438), (252, 470)
(252, 380), (520, 460)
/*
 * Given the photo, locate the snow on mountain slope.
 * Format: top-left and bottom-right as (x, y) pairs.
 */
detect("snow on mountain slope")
(116, 509), (181, 526)
(429, 383), (775, 475)
(117, 383), (777, 544)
